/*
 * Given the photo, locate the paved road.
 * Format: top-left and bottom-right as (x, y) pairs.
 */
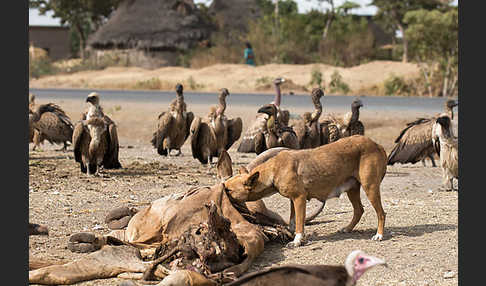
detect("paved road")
(29, 88), (455, 114)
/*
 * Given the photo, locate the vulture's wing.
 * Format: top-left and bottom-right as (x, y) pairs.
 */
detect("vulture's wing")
(103, 122), (122, 169)
(279, 109), (290, 126)
(72, 121), (86, 163)
(225, 117), (243, 150)
(189, 116), (209, 164)
(150, 111), (167, 147)
(184, 111), (195, 141)
(225, 264), (348, 286)
(432, 122), (441, 156)
(152, 113), (174, 156)
(349, 120), (365, 136)
(237, 113), (268, 153)
(387, 119), (434, 165)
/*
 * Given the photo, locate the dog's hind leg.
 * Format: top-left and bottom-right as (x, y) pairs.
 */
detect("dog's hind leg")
(339, 184), (364, 233)
(361, 183), (386, 241)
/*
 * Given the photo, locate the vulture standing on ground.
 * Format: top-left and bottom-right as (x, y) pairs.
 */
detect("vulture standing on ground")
(255, 103), (299, 152)
(292, 88), (325, 149)
(151, 83), (194, 156)
(320, 97), (364, 142)
(72, 92), (122, 175)
(29, 94), (74, 151)
(432, 115), (458, 191)
(237, 78), (290, 153)
(225, 250), (387, 286)
(190, 88), (242, 165)
(387, 99), (458, 167)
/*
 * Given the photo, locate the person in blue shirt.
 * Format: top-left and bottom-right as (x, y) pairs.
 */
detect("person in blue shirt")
(244, 42), (256, 66)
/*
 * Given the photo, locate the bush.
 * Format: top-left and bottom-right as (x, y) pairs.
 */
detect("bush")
(328, 70), (350, 94)
(383, 74), (412, 96)
(29, 56), (59, 79)
(309, 66), (323, 88)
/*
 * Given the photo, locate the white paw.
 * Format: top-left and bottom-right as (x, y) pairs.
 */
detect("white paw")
(287, 233), (304, 248)
(371, 233), (383, 241)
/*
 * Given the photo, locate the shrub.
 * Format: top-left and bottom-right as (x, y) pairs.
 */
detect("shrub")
(383, 74), (412, 96)
(328, 70), (350, 94)
(309, 66), (323, 88)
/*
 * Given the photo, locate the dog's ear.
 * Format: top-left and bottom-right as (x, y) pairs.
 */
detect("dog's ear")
(217, 150), (233, 179)
(238, 166), (249, 174)
(244, 172), (260, 187)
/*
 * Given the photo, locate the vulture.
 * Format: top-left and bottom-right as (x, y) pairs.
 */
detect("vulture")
(150, 83), (194, 156)
(255, 103), (299, 152)
(29, 98), (74, 151)
(225, 250), (387, 286)
(190, 88), (242, 165)
(292, 88), (325, 149)
(432, 115), (458, 191)
(237, 78), (290, 153)
(320, 97), (364, 140)
(387, 99), (458, 167)
(73, 92), (122, 174)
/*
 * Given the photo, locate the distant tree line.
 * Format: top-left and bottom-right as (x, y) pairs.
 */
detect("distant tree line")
(29, 0), (457, 97)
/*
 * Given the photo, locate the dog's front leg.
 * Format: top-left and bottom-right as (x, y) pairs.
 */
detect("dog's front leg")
(287, 195), (306, 248)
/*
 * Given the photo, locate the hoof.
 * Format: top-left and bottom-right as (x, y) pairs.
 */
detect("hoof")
(68, 232), (102, 253)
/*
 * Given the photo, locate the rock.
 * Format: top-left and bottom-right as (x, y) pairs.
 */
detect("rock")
(443, 271), (455, 279)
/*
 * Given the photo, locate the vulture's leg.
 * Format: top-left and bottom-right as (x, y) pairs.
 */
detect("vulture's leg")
(421, 158), (427, 167)
(428, 154), (437, 167)
(80, 163), (87, 174)
(87, 163), (97, 176)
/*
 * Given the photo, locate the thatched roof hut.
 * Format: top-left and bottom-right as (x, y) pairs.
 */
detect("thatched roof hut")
(87, 0), (213, 67)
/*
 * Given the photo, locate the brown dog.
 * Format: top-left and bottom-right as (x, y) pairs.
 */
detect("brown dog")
(223, 135), (388, 247)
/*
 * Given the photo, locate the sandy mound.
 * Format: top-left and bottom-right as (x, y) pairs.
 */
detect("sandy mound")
(29, 61), (420, 95)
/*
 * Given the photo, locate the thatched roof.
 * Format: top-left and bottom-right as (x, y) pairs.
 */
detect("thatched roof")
(88, 0), (213, 51)
(208, 0), (262, 33)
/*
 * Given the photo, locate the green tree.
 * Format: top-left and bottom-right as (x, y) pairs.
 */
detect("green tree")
(370, 0), (448, 62)
(29, 0), (121, 59)
(404, 7), (458, 97)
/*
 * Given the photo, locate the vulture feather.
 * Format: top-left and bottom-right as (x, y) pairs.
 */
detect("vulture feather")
(76, 92), (122, 171)
(257, 104), (299, 152)
(190, 88), (242, 165)
(225, 250), (387, 286)
(387, 99), (457, 166)
(321, 97), (364, 140)
(29, 100), (74, 151)
(292, 88), (324, 149)
(72, 117), (110, 175)
(237, 78), (290, 153)
(150, 83), (194, 156)
(432, 116), (458, 191)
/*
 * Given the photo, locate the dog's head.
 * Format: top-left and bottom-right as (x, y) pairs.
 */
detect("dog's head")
(222, 170), (262, 203)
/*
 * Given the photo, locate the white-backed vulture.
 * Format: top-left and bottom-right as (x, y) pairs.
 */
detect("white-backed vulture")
(432, 115), (458, 191)
(29, 101), (74, 151)
(77, 92), (122, 170)
(151, 83), (194, 156)
(237, 78), (290, 153)
(72, 117), (110, 175)
(320, 97), (364, 141)
(387, 99), (458, 167)
(190, 88), (243, 165)
(292, 88), (324, 149)
(255, 104), (299, 152)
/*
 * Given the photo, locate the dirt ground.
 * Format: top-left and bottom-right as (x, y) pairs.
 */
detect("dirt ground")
(29, 61), (420, 95)
(29, 98), (458, 286)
